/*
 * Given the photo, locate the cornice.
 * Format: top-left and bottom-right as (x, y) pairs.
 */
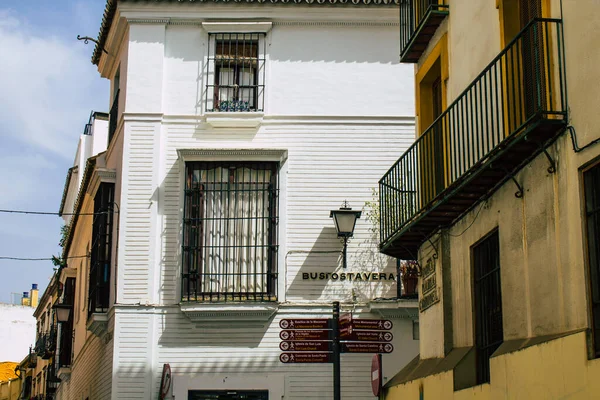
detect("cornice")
(273, 20), (399, 26)
(126, 18), (170, 24)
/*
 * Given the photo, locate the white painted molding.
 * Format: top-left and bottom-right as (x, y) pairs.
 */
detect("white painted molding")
(202, 21), (273, 33)
(273, 20), (400, 27)
(368, 299), (419, 319)
(88, 168), (117, 199)
(126, 18), (170, 25)
(177, 148), (288, 163)
(180, 303), (279, 324)
(86, 313), (109, 337)
(205, 111), (264, 128)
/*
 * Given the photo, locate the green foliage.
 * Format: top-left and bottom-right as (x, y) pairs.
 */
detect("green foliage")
(51, 224), (69, 268)
(58, 224), (68, 248)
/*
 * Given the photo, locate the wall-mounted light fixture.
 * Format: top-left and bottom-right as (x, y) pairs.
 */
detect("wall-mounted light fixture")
(330, 201), (361, 269)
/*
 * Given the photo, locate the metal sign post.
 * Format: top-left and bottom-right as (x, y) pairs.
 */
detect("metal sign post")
(332, 301), (341, 400)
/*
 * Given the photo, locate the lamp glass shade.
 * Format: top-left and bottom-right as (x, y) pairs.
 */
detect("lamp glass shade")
(54, 304), (71, 323)
(330, 209), (362, 237)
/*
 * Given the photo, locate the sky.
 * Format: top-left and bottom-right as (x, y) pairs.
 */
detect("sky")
(0, 0), (109, 303)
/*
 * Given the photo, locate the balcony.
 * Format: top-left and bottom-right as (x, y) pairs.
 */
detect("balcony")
(380, 19), (567, 259)
(399, 0), (449, 63)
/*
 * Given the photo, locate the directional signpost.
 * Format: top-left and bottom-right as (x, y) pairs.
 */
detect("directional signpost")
(342, 342), (394, 354)
(278, 305), (395, 400)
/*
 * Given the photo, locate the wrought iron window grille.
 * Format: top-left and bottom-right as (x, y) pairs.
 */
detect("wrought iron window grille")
(473, 230), (502, 384)
(88, 183), (114, 318)
(205, 33), (266, 112)
(182, 161), (279, 302)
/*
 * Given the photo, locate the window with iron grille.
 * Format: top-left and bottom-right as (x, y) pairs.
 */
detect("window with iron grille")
(58, 277), (75, 368)
(473, 230), (503, 385)
(182, 161), (278, 302)
(205, 33), (266, 112)
(584, 164), (600, 357)
(88, 183), (114, 317)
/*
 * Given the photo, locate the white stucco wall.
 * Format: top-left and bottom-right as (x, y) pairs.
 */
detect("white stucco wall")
(0, 304), (35, 362)
(63, 5), (420, 400)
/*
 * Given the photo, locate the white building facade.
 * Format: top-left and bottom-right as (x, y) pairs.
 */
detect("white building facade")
(56, 1), (419, 399)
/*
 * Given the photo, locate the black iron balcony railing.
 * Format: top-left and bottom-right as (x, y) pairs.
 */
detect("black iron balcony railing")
(380, 18), (567, 258)
(108, 89), (119, 145)
(35, 327), (57, 360)
(399, 0), (449, 63)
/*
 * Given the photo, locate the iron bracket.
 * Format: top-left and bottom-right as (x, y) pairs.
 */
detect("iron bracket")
(77, 35), (109, 55)
(502, 168), (524, 198)
(415, 229), (439, 260)
(541, 148), (556, 174)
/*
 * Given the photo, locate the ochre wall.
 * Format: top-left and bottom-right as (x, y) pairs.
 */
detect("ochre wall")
(386, 332), (600, 400)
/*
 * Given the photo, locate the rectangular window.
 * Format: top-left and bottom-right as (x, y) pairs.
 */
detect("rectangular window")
(58, 277), (75, 368)
(108, 67), (120, 145)
(189, 390), (268, 400)
(89, 183), (114, 317)
(206, 33), (266, 112)
(182, 161), (278, 302)
(473, 230), (502, 384)
(584, 164), (600, 357)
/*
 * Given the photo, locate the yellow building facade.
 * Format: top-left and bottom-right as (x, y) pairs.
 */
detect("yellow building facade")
(379, 0), (600, 398)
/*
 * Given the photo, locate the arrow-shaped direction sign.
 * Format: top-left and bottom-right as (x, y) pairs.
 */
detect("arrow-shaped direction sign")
(341, 331), (393, 342)
(279, 341), (333, 352)
(279, 329), (331, 341)
(341, 342), (394, 354)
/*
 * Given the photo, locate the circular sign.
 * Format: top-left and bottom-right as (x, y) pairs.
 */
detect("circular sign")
(383, 343), (394, 353)
(280, 353), (290, 363)
(159, 363), (171, 400)
(383, 320), (393, 330)
(279, 319), (290, 329)
(279, 341), (290, 351)
(280, 331), (290, 340)
(371, 354), (381, 397)
(383, 332), (393, 342)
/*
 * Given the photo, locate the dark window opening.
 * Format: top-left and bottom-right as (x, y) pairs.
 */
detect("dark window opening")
(206, 33), (266, 112)
(89, 183), (114, 317)
(189, 390), (268, 400)
(58, 277), (75, 368)
(182, 162), (279, 302)
(585, 164), (600, 357)
(473, 230), (502, 385)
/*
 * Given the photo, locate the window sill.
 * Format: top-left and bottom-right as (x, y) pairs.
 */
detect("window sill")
(57, 367), (71, 381)
(205, 112), (264, 128)
(86, 313), (108, 337)
(180, 302), (278, 324)
(368, 298), (419, 319)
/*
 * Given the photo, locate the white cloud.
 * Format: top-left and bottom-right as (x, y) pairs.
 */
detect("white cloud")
(0, 9), (107, 159)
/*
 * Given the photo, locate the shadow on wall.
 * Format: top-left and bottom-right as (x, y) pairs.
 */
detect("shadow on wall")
(286, 225), (397, 302)
(353, 233), (397, 301)
(156, 309), (270, 349)
(287, 226), (344, 301)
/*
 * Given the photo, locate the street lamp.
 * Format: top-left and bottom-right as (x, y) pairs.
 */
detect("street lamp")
(52, 302), (72, 323)
(330, 201), (361, 269)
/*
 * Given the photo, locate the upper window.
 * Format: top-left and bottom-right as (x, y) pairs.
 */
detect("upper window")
(182, 161), (279, 302)
(473, 230), (503, 385)
(88, 182), (114, 317)
(108, 66), (120, 145)
(205, 33), (266, 112)
(584, 164), (600, 357)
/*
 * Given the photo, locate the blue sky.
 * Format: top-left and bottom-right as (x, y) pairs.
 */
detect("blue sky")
(0, 0), (109, 303)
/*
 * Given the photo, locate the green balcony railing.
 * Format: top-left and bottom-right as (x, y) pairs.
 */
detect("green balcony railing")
(399, 0), (448, 63)
(380, 18), (567, 256)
